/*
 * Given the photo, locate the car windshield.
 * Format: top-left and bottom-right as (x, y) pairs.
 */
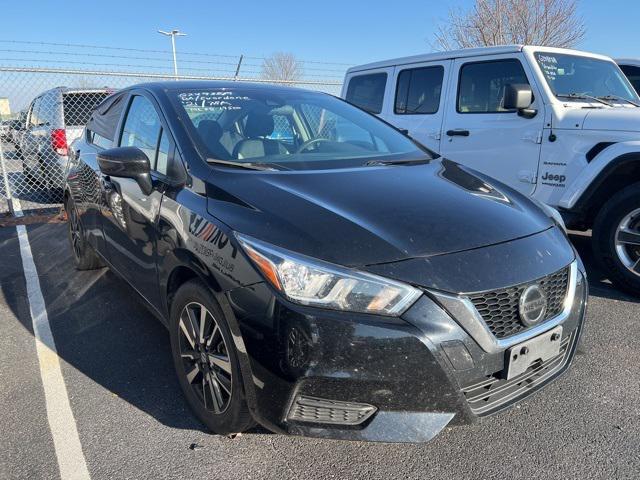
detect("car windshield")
(534, 52), (640, 104)
(171, 86), (430, 170)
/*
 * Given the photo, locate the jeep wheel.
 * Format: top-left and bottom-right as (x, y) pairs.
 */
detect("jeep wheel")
(593, 183), (640, 295)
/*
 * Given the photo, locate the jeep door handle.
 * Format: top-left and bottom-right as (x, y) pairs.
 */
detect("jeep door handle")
(446, 129), (470, 137)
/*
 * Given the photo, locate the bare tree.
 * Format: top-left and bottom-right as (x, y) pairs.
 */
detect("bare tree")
(433, 0), (586, 50)
(261, 52), (304, 83)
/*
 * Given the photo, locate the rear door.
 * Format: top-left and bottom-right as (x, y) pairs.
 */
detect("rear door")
(70, 92), (127, 255)
(101, 92), (172, 309)
(386, 61), (449, 152)
(440, 55), (545, 195)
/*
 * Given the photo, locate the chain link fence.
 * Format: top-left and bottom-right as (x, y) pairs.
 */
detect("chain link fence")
(0, 45), (346, 215)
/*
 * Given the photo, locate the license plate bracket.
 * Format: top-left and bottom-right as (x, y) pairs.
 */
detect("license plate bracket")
(506, 326), (563, 380)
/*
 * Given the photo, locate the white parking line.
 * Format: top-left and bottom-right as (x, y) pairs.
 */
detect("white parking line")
(16, 223), (91, 480)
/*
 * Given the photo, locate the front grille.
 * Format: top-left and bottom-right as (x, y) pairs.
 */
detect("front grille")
(469, 267), (570, 339)
(461, 332), (575, 415)
(287, 395), (376, 426)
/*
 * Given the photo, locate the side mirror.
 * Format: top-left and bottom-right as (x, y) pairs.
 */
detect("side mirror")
(503, 84), (537, 118)
(97, 146), (153, 195)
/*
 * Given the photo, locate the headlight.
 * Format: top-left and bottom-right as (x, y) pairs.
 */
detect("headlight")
(531, 198), (567, 233)
(236, 234), (422, 316)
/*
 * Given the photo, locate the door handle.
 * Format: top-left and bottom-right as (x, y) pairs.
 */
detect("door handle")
(446, 129), (470, 137)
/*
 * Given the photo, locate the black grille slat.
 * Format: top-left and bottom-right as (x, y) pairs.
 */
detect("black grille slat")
(469, 267), (570, 339)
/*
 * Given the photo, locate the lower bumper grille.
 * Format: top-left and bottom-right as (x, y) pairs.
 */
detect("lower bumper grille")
(461, 332), (576, 416)
(287, 395), (377, 426)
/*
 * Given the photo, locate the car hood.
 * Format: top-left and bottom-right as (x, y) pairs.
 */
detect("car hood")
(554, 106), (640, 132)
(206, 159), (553, 267)
(582, 107), (640, 132)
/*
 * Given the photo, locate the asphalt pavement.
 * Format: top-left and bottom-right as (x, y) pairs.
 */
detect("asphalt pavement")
(0, 223), (638, 479)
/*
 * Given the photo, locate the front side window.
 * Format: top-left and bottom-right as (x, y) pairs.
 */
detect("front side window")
(120, 95), (162, 167)
(395, 66), (444, 114)
(535, 52), (639, 103)
(345, 73), (387, 114)
(620, 65), (640, 95)
(88, 130), (112, 149)
(172, 87), (428, 171)
(458, 60), (530, 113)
(156, 129), (170, 175)
(620, 65), (640, 94)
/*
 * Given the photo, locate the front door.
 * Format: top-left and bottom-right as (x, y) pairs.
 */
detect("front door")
(101, 93), (171, 309)
(440, 56), (544, 195)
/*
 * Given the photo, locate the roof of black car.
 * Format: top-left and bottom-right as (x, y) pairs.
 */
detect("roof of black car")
(128, 80), (326, 95)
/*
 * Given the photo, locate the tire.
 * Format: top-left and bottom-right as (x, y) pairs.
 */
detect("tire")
(65, 197), (104, 270)
(169, 280), (255, 435)
(592, 182), (640, 295)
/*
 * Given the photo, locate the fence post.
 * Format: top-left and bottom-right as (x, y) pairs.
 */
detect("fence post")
(234, 55), (244, 80)
(0, 140), (15, 216)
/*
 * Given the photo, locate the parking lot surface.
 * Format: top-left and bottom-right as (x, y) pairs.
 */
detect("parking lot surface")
(1, 223), (639, 480)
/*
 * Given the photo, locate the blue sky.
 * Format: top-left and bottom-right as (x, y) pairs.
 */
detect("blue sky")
(1, 0), (639, 66)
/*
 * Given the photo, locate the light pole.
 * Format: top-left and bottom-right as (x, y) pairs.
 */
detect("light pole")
(158, 29), (186, 79)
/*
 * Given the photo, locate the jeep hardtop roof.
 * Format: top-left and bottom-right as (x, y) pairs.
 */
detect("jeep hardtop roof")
(346, 45), (614, 74)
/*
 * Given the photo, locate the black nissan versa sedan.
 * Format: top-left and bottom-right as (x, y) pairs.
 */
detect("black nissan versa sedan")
(64, 81), (587, 443)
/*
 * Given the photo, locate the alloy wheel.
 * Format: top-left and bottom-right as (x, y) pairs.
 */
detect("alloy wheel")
(178, 302), (233, 414)
(615, 207), (640, 276)
(68, 204), (82, 260)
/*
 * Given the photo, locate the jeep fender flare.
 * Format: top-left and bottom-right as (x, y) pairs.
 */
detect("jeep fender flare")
(559, 141), (640, 211)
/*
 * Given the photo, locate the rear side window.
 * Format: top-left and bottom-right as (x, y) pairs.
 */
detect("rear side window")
(28, 98), (42, 127)
(63, 92), (111, 126)
(345, 73), (387, 114)
(620, 65), (640, 95)
(458, 59), (529, 113)
(395, 66), (444, 114)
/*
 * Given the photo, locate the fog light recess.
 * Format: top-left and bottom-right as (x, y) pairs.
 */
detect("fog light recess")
(287, 395), (377, 426)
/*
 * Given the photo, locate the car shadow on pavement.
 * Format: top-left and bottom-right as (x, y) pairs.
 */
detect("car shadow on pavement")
(2, 222), (210, 434)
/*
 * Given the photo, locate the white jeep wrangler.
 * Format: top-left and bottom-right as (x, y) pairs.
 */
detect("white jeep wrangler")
(343, 45), (640, 294)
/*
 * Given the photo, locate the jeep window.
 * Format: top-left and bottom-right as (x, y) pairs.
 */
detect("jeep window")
(345, 73), (387, 114)
(395, 66), (444, 114)
(458, 60), (530, 113)
(172, 87), (427, 170)
(619, 64), (640, 96)
(535, 53), (639, 103)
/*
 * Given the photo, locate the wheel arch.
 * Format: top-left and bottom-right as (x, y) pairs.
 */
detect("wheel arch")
(565, 152), (640, 229)
(162, 251), (261, 415)
(163, 249), (223, 319)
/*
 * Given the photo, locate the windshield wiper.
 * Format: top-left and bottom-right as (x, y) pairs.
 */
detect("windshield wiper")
(206, 158), (277, 171)
(556, 93), (613, 107)
(598, 95), (640, 107)
(365, 158), (431, 167)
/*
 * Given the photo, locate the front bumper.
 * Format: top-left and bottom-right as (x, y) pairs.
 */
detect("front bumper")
(226, 260), (587, 443)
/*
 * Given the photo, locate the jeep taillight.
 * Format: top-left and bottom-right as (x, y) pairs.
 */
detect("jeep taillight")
(51, 129), (68, 156)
